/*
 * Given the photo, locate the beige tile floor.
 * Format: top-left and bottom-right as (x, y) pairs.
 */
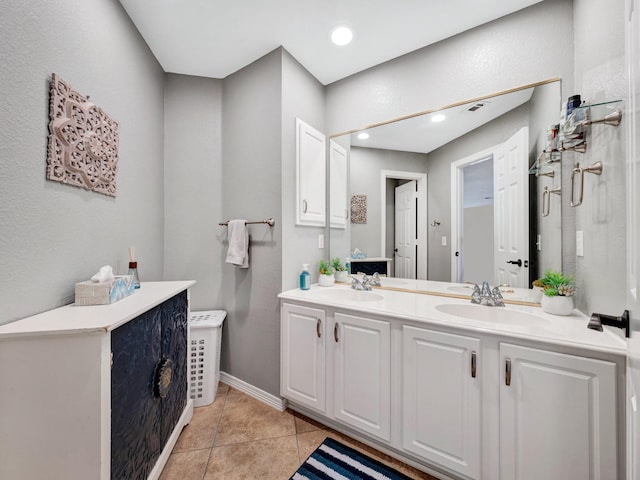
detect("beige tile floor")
(160, 382), (439, 480)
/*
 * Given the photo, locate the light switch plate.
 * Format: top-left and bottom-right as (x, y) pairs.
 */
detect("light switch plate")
(318, 233), (324, 249)
(441, 236), (447, 247)
(576, 231), (584, 257)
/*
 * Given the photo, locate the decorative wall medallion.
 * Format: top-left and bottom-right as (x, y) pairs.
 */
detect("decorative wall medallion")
(47, 74), (119, 197)
(350, 194), (367, 224)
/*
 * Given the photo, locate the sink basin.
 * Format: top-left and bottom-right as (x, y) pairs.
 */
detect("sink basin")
(436, 303), (547, 325)
(317, 289), (384, 302)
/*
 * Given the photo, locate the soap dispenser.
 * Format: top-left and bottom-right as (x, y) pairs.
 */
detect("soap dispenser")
(299, 264), (310, 290)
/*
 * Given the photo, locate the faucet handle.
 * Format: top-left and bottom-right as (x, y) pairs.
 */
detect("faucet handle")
(471, 284), (482, 304)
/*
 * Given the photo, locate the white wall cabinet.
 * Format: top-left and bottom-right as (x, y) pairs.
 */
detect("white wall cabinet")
(296, 118), (326, 226)
(402, 326), (481, 479)
(329, 139), (348, 229)
(500, 343), (618, 480)
(280, 303), (326, 412)
(333, 312), (391, 441)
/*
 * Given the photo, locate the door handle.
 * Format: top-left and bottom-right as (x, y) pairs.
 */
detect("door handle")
(303, 199), (308, 213)
(505, 358), (511, 386)
(471, 351), (477, 378)
(334, 323), (339, 342)
(506, 259), (522, 267)
(316, 318), (322, 338)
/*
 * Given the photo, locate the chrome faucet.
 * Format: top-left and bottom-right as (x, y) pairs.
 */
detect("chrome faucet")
(350, 276), (372, 291)
(471, 281), (504, 307)
(362, 273), (382, 287)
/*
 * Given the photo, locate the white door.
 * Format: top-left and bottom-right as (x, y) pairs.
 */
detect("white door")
(280, 303), (326, 413)
(402, 326), (481, 479)
(296, 118), (326, 226)
(329, 140), (348, 229)
(626, 1), (640, 476)
(333, 313), (391, 441)
(395, 180), (417, 278)
(500, 343), (617, 480)
(494, 127), (529, 287)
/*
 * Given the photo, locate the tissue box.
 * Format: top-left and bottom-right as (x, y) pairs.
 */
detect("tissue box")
(75, 275), (136, 306)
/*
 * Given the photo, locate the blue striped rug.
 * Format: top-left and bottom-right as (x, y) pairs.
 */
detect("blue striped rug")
(291, 437), (413, 480)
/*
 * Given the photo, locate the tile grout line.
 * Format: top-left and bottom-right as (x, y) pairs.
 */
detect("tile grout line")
(201, 390), (229, 480)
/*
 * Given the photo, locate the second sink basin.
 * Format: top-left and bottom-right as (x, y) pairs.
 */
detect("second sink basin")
(436, 303), (547, 325)
(317, 289), (384, 303)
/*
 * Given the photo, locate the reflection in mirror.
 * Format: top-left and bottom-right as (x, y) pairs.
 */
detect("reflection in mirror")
(329, 79), (562, 292)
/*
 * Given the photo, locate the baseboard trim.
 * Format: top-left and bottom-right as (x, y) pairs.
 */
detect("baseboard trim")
(219, 371), (287, 412)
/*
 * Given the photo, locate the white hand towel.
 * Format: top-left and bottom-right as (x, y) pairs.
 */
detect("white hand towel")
(225, 220), (249, 268)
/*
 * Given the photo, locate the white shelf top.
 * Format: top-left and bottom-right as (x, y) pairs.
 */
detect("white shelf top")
(0, 281), (195, 339)
(350, 257), (392, 262)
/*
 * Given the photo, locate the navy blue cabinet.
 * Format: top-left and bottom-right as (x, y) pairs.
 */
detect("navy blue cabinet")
(111, 291), (188, 479)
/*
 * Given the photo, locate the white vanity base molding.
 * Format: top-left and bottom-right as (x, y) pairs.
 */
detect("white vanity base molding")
(279, 286), (626, 480)
(0, 281), (195, 480)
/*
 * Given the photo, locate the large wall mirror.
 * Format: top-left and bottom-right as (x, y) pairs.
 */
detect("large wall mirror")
(328, 78), (563, 297)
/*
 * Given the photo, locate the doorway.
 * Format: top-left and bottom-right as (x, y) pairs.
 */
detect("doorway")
(380, 170), (427, 279)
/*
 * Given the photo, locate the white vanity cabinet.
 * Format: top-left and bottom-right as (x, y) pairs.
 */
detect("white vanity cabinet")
(402, 326), (481, 479)
(280, 304), (391, 441)
(278, 288), (625, 480)
(281, 303), (327, 412)
(499, 343), (618, 480)
(333, 312), (391, 441)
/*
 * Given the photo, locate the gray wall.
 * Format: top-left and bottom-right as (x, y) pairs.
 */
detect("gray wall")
(572, 0), (627, 316)
(0, 0), (165, 324)
(349, 147), (428, 259)
(463, 205), (494, 284)
(220, 50), (283, 396)
(164, 74), (224, 311)
(281, 50), (327, 288)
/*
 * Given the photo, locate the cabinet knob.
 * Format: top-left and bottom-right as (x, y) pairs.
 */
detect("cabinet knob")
(471, 351), (477, 378)
(334, 323), (339, 343)
(505, 358), (511, 386)
(317, 318), (322, 338)
(154, 357), (174, 398)
(303, 199), (308, 213)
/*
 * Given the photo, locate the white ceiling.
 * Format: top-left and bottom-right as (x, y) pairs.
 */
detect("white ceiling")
(118, 0), (543, 85)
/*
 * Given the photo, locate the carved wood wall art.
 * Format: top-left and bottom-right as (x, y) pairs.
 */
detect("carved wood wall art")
(47, 74), (119, 197)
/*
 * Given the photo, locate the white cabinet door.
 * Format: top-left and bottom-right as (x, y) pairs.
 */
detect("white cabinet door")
(281, 303), (326, 413)
(500, 343), (618, 480)
(296, 118), (326, 226)
(329, 140), (348, 229)
(333, 312), (391, 441)
(402, 326), (481, 479)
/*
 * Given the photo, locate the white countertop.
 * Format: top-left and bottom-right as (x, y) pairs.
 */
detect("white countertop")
(0, 281), (196, 338)
(279, 283), (626, 355)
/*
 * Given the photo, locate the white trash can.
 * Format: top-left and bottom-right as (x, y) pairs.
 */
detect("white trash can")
(189, 310), (226, 407)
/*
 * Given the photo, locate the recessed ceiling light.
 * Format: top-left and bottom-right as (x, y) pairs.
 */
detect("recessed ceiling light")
(357, 132), (369, 140)
(330, 25), (353, 46)
(431, 114), (446, 123)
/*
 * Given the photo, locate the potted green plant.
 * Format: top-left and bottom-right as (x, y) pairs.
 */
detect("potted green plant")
(536, 270), (575, 315)
(331, 257), (348, 282)
(318, 260), (335, 287)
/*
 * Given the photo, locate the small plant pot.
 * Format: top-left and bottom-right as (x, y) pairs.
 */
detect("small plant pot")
(541, 295), (574, 316)
(334, 271), (349, 283)
(318, 274), (335, 287)
(531, 286), (544, 303)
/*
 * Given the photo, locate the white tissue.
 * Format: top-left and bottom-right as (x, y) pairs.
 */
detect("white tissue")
(91, 265), (115, 283)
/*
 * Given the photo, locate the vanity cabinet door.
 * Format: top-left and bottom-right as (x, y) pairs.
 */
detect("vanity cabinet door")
(402, 326), (481, 479)
(333, 312), (391, 441)
(500, 343), (617, 480)
(281, 303), (326, 413)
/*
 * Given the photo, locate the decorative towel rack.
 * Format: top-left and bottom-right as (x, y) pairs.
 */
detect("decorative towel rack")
(218, 218), (275, 227)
